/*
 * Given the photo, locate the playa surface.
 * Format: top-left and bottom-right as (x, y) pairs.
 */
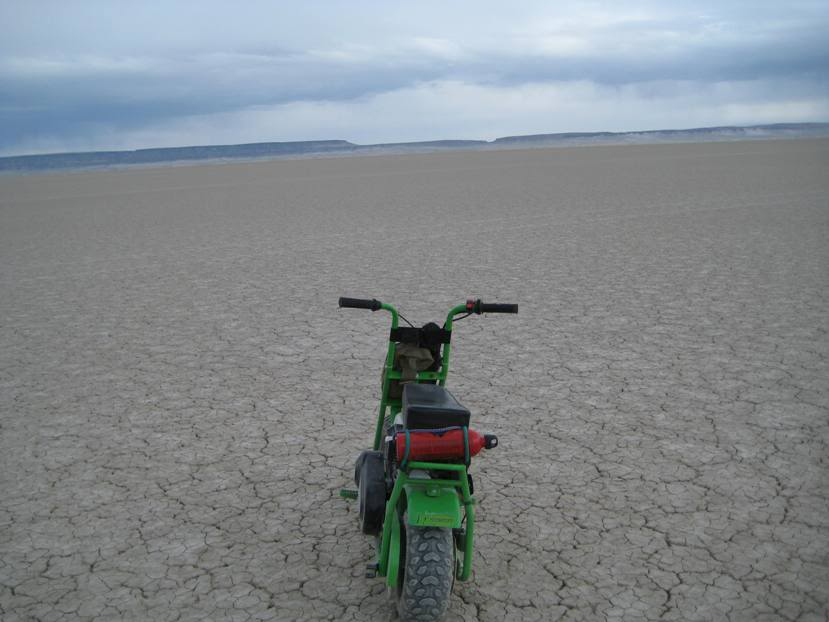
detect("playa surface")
(1, 139), (828, 621)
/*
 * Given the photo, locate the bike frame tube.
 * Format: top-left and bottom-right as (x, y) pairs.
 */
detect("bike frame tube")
(373, 302), (400, 450)
(440, 304), (469, 387)
(378, 461), (476, 582)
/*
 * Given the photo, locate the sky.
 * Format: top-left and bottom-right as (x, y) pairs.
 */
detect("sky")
(1, 1), (828, 156)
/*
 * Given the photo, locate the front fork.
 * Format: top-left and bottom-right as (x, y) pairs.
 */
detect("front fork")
(372, 303), (470, 451)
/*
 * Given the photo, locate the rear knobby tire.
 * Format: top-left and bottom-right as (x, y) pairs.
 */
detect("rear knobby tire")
(397, 526), (455, 622)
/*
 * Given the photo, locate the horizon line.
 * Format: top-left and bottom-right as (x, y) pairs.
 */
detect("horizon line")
(3, 121), (829, 160)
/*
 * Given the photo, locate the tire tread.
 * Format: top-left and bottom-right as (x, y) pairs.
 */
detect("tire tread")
(397, 527), (454, 622)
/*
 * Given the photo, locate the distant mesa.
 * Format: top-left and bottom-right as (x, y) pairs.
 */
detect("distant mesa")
(492, 123), (829, 144)
(2, 123), (827, 173)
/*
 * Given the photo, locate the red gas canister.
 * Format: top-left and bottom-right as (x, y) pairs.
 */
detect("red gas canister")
(395, 428), (498, 463)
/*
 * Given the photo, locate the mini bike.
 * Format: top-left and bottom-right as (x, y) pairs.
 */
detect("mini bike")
(338, 297), (518, 621)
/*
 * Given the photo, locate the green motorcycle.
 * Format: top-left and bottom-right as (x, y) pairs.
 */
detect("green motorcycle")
(339, 297), (518, 621)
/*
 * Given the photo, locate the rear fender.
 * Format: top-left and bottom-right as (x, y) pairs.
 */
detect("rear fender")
(404, 484), (462, 528)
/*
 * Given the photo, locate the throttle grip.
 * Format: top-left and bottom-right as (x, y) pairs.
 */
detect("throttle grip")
(466, 299), (518, 314)
(480, 302), (518, 314)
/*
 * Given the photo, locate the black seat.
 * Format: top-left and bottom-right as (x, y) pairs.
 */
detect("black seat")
(402, 383), (471, 429)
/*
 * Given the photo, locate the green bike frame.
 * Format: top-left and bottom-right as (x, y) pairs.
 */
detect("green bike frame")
(370, 303), (476, 585)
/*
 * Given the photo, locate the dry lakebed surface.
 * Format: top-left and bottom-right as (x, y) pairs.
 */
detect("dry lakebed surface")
(1, 139), (828, 621)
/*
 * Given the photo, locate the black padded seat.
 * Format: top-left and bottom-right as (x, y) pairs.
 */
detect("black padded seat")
(402, 383), (471, 429)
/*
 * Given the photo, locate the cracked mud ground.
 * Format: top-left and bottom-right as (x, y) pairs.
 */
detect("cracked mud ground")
(1, 139), (828, 621)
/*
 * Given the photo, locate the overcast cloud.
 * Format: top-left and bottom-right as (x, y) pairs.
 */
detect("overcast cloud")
(1, 1), (827, 155)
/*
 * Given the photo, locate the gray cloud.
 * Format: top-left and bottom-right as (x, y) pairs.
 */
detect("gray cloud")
(1, 1), (827, 155)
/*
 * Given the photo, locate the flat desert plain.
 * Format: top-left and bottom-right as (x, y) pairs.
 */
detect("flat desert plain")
(1, 139), (828, 621)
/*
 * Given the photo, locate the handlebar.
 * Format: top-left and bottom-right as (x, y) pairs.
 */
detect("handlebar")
(340, 296), (516, 387)
(339, 297), (382, 311)
(338, 297), (518, 325)
(466, 299), (518, 314)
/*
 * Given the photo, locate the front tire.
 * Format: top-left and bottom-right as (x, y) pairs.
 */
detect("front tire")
(396, 526), (455, 622)
(355, 451), (385, 535)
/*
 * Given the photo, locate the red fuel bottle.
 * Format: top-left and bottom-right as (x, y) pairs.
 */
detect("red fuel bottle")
(395, 428), (498, 463)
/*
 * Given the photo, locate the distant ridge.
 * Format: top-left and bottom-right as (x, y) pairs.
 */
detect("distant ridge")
(0, 140), (357, 172)
(2, 123), (827, 173)
(493, 123), (829, 144)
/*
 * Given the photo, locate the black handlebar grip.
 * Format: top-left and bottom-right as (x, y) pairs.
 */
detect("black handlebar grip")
(479, 302), (518, 314)
(339, 297), (382, 311)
